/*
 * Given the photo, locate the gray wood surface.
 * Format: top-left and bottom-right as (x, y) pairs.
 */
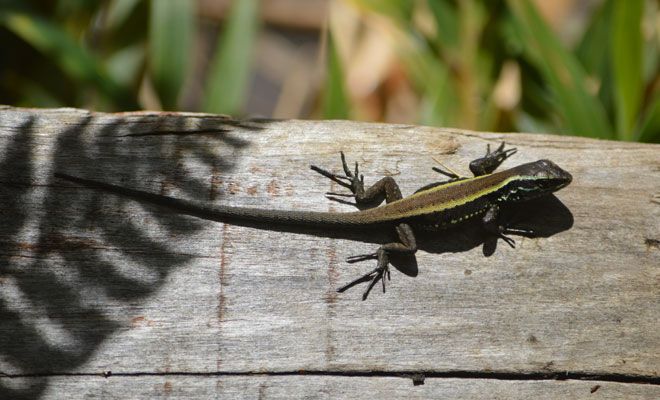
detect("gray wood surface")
(1, 105), (659, 399)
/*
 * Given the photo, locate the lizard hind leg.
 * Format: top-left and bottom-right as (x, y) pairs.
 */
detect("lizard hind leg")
(310, 151), (404, 207)
(338, 223), (417, 300)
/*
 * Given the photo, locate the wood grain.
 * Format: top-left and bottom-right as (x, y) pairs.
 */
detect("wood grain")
(1, 106), (659, 399)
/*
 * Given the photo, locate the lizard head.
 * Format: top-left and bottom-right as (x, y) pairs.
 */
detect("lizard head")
(500, 159), (572, 202)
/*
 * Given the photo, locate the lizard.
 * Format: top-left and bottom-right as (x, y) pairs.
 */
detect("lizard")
(55, 143), (572, 300)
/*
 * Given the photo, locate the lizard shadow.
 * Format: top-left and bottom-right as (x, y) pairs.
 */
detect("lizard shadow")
(416, 194), (573, 256)
(402, 194), (573, 277)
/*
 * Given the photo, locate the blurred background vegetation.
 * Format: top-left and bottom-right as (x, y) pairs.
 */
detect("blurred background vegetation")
(1, 0), (659, 142)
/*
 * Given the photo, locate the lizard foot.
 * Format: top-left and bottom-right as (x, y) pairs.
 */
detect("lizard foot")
(497, 225), (536, 248)
(310, 151), (365, 202)
(469, 142), (517, 176)
(337, 250), (390, 300)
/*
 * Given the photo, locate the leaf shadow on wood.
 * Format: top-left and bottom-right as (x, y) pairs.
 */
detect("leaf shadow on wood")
(0, 112), (273, 399)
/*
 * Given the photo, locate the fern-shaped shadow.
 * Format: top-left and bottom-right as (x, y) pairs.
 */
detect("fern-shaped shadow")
(0, 110), (264, 399)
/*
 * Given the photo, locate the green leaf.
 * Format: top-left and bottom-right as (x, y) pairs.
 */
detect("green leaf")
(350, 0), (413, 22)
(202, 0), (259, 116)
(418, 67), (454, 127)
(400, 44), (455, 126)
(611, 0), (643, 141)
(107, 42), (145, 86)
(575, 0), (615, 122)
(507, 0), (613, 139)
(21, 81), (63, 108)
(106, 0), (141, 30)
(636, 92), (660, 143)
(576, 0), (612, 80)
(149, 0), (194, 110)
(427, 0), (459, 51)
(0, 10), (138, 109)
(321, 30), (350, 120)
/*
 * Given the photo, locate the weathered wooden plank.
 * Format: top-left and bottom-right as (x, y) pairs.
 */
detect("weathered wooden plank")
(1, 106), (659, 398)
(8, 376), (652, 399)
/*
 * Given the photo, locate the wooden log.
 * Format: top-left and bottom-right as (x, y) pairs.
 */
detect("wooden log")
(1, 106), (659, 398)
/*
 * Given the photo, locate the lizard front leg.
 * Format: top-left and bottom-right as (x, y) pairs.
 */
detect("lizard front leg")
(469, 142), (517, 176)
(419, 142), (516, 194)
(482, 203), (534, 248)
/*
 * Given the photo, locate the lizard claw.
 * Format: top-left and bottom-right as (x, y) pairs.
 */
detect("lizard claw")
(336, 264), (390, 300)
(310, 165), (352, 189)
(498, 226), (536, 248)
(346, 252), (378, 263)
(338, 250), (391, 300)
(499, 233), (516, 248)
(311, 152), (366, 201)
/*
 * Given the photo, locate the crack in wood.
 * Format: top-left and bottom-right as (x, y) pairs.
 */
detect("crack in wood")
(2, 370), (659, 386)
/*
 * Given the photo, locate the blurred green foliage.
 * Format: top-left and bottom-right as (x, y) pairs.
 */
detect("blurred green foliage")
(342, 0), (660, 142)
(0, 0), (658, 142)
(202, 0), (259, 115)
(0, 0), (258, 115)
(149, 0), (194, 111)
(322, 30), (350, 120)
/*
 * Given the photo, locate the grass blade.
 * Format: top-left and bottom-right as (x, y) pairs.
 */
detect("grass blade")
(611, 1), (643, 141)
(202, 0), (259, 115)
(507, 0), (613, 139)
(321, 30), (350, 119)
(0, 10), (138, 109)
(636, 92), (660, 143)
(149, 0), (194, 110)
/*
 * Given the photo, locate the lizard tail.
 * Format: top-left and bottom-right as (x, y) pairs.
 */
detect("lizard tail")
(54, 173), (371, 228)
